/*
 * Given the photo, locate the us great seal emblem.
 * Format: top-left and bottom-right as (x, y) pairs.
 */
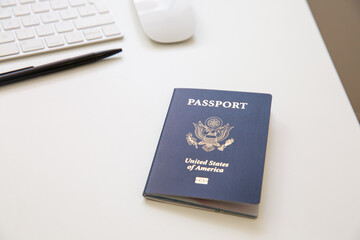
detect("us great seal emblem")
(186, 117), (234, 152)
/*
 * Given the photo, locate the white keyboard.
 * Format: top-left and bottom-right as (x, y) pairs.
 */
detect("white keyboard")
(0, 0), (123, 61)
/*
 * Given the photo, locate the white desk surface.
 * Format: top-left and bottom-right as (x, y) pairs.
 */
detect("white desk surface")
(0, 0), (359, 239)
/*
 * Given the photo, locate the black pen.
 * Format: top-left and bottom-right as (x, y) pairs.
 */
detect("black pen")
(0, 48), (122, 87)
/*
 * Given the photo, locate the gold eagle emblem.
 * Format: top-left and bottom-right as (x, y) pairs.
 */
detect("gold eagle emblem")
(186, 117), (234, 152)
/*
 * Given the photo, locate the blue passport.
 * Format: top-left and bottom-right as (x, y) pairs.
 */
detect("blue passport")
(143, 88), (272, 217)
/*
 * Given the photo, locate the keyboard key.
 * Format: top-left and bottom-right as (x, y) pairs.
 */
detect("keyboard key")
(87, 0), (98, 3)
(31, 3), (50, 13)
(69, 0), (86, 7)
(1, 0), (16, 7)
(35, 24), (54, 36)
(21, 15), (40, 27)
(64, 31), (83, 43)
(59, 9), (77, 20)
(93, 1), (109, 14)
(13, 5), (31, 16)
(19, 0), (35, 3)
(16, 28), (35, 40)
(0, 42), (19, 57)
(83, 28), (102, 40)
(77, 6), (96, 17)
(0, 32), (15, 43)
(45, 35), (65, 47)
(0, 8), (12, 19)
(50, 0), (68, 10)
(73, 14), (114, 29)
(102, 24), (122, 37)
(1, 19), (21, 30)
(40, 12), (59, 23)
(55, 21), (73, 33)
(20, 39), (45, 52)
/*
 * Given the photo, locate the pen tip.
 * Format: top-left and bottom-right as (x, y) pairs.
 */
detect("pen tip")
(114, 48), (122, 53)
(103, 48), (122, 58)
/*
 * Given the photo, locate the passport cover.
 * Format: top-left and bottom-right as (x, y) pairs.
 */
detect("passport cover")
(143, 88), (272, 217)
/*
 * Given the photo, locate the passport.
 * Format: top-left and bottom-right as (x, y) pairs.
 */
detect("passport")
(143, 88), (272, 217)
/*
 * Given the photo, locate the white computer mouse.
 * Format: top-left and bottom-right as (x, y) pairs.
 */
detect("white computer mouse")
(133, 0), (195, 43)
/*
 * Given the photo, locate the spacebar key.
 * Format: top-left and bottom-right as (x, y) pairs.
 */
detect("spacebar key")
(74, 15), (115, 30)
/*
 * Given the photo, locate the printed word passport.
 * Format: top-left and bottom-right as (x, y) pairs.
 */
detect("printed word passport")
(143, 88), (272, 217)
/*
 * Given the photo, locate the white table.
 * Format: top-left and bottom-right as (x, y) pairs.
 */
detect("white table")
(1, 1), (359, 239)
